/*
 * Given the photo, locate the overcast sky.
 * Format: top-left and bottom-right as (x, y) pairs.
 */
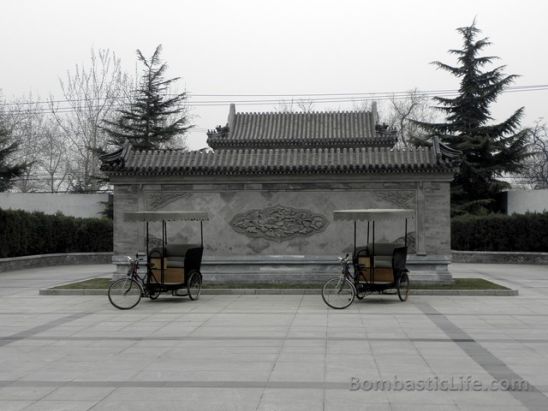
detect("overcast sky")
(1, 0), (547, 149)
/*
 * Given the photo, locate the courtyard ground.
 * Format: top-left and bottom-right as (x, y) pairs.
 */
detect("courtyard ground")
(0, 263), (547, 410)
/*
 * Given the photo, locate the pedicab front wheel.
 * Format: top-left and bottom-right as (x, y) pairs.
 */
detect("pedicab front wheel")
(108, 278), (142, 310)
(321, 277), (356, 309)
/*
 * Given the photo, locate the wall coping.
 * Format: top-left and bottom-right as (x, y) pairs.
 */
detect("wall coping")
(7, 249), (546, 274)
(112, 254), (451, 266)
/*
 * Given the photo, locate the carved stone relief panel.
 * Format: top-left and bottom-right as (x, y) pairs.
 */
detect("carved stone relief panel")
(377, 191), (416, 209)
(393, 232), (416, 253)
(145, 192), (191, 210)
(116, 185), (139, 194)
(230, 205), (329, 242)
(147, 235), (164, 250)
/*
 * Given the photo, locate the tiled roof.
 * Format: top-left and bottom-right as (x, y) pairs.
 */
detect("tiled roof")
(206, 104), (397, 149)
(101, 138), (460, 177)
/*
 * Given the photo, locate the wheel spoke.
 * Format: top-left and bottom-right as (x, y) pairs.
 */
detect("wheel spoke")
(397, 273), (410, 302)
(322, 277), (355, 309)
(187, 272), (202, 301)
(108, 278), (142, 310)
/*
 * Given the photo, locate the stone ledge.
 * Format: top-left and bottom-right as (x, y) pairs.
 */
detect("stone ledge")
(112, 254), (452, 283)
(452, 250), (548, 265)
(0, 252), (113, 273)
(410, 289), (518, 296)
(112, 254), (451, 266)
(40, 288), (108, 295)
(39, 288), (518, 296)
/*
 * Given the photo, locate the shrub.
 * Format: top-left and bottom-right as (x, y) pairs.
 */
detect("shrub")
(0, 208), (112, 258)
(452, 212), (548, 251)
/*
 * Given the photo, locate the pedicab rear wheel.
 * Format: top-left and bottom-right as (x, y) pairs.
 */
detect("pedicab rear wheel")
(187, 271), (202, 300)
(396, 272), (410, 302)
(148, 289), (160, 300)
(355, 281), (366, 300)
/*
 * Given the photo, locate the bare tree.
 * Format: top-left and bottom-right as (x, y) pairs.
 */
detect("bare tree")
(0, 94), (44, 192)
(50, 48), (132, 192)
(275, 99), (315, 113)
(387, 89), (438, 147)
(351, 100), (386, 126)
(351, 100), (377, 112)
(521, 120), (548, 189)
(3, 95), (74, 193)
(38, 120), (69, 192)
(0, 93), (30, 192)
(7, 96), (49, 192)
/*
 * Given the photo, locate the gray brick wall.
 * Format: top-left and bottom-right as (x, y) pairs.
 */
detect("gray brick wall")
(423, 182), (451, 256)
(111, 175), (453, 282)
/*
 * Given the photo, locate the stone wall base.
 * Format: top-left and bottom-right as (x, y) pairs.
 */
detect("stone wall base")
(112, 254), (453, 284)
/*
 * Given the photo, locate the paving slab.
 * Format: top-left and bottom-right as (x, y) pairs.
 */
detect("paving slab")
(0, 263), (547, 409)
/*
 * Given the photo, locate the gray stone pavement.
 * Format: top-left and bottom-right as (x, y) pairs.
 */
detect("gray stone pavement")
(0, 263), (548, 410)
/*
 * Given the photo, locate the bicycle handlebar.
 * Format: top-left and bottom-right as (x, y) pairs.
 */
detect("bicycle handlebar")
(337, 253), (351, 264)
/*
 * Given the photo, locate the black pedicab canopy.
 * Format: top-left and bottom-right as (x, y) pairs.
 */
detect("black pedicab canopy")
(125, 211), (209, 251)
(333, 208), (415, 252)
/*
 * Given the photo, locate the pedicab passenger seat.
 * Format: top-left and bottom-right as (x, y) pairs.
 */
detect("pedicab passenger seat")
(148, 243), (203, 284)
(355, 243), (402, 284)
(392, 246), (408, 277)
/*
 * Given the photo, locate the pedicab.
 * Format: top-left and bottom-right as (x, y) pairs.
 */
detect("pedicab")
(321, 209), (413, 309)
(108, 211), (208, 310)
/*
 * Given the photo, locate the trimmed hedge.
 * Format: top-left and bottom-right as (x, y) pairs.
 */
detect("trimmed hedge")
(452, 212), (548, 251)
(0, 208), (112, 258)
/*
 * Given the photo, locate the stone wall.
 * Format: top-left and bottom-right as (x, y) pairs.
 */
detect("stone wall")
(112, 174), (453, 282)
(114, 181), (421, 257)
(422, 182), (451, 255)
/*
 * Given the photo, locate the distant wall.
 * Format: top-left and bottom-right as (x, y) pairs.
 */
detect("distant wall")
(506, 189), (548, 214)
(0, 193), (109, 218)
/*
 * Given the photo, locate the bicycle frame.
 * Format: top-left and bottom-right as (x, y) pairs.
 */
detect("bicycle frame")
(339, 255), (356, 290)
(340, 256), (352, 278)
(320, 254), (357, 309)
(125, 257), (146, 295)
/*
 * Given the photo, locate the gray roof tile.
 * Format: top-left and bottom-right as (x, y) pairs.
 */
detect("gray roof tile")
(207, 105), (397, 149)
(101, 138), (460, 177)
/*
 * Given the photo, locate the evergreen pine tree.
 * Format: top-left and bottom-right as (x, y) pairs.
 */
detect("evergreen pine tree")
(102, 45), (191, 150)
(415, 21), (529, 215)
(0, 123), (28, 192)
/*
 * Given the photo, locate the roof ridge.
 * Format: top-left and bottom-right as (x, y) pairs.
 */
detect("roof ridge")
(206, 107), (399, 150)
(235, 109), (374, 116)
